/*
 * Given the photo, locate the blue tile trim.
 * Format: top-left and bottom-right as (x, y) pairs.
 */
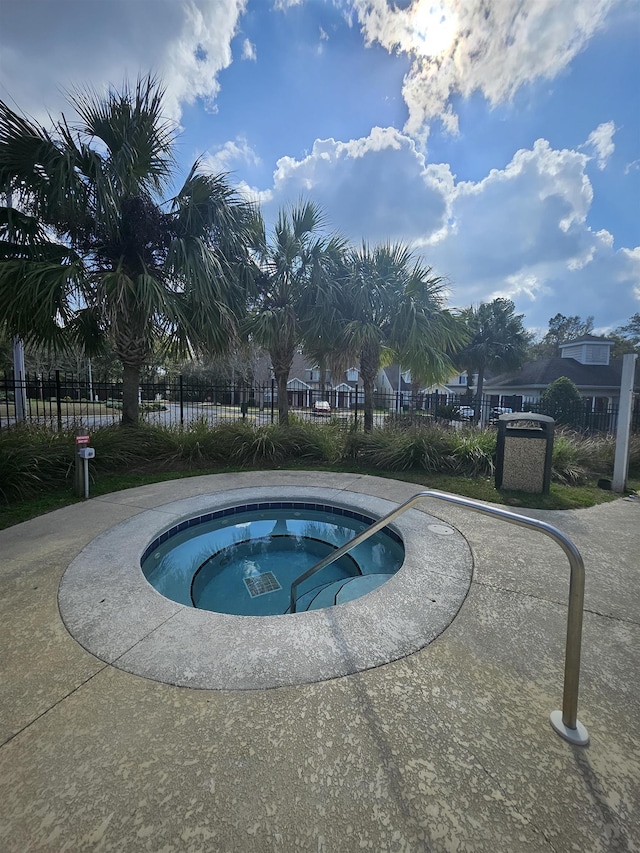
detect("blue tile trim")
(142, 501), (403, 561)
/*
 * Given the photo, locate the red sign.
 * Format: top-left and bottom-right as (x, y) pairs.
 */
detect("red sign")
(75, 434), (90, 445)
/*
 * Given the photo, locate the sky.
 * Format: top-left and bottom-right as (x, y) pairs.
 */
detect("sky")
(1, 0), (639, 337)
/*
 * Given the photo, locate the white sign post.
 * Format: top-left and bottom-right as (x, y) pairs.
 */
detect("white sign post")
(612, 353), (638, 493)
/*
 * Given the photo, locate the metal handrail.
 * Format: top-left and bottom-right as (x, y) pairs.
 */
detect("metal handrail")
(289, 489), (589, 745)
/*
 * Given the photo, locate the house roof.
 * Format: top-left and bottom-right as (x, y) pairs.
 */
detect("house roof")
(486, 356), (640, 392)
(287, 350), (360, 389)
(289, 350), (311, 379)
(383, 366), (412, 392)
(558, 335), (614, 346)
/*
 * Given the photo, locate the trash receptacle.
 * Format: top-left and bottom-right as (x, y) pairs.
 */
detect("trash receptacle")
(495, 413), (554, 494)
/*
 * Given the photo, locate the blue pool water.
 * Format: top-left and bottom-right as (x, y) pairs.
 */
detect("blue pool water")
(141, 502), (404, 616)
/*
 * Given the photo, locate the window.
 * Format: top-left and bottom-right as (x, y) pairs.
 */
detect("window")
(346, 368), (358, 382)
(585, 345), (607, 365)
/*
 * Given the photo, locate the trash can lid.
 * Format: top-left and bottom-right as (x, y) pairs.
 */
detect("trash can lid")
(498, 412), (554, 424)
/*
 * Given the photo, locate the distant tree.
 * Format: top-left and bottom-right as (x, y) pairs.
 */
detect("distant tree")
(539, 376), (583, 425)
(176, 356), (233, 388)
(610, 313), (640, 357)
(176, 343), (267, 388)
(457, 299), (530, 423)
(529, 313), (594, 359)
(341, 242), (464, 432)
(0, 76), (258, 425)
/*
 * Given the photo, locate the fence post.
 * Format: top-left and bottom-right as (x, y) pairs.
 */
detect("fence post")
(179, 374), (184, 426)
(354, 385), (359, 427)
(1, 371), (8, 428)
(55, 370), (62, 432)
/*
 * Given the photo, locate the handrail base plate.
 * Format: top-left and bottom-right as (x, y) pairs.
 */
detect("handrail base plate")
(550, 710), (589, 746)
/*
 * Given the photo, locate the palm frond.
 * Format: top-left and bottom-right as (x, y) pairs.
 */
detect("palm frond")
(69, 75), (175, 197)
(0, 256), (85, 347)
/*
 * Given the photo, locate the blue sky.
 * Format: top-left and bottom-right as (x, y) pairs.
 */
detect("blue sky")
(1, 0), (638, 336)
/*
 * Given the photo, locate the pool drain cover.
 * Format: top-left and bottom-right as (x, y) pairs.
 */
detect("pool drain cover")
(244, 572), (282, 597)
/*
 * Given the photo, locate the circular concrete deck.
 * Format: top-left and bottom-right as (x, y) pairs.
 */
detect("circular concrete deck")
(58, 485), (473, 689)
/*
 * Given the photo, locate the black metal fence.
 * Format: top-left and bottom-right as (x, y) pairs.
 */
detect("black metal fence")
(2, 371), (638, 433)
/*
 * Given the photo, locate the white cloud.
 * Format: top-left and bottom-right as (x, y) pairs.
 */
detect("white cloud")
(242, 38), (257, 60)
(428, 140), (638, 325)
(317, 25), (330, 55)
(258, 125), (639, 328)
(348, 0), (618, 141)
(620, 247), (640, 303)
(0, 0), (246, 123)
(584, 121), (616, 169)
(143, 0), (247, 119)
(201, 137), (261, 174)
(262, 127), (453, 243)
(491, 273), (551, 305)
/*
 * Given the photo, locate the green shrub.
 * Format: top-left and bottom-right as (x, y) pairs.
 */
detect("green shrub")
(1, 419), (638, 505)
(347, 423), (457, 473)
(551, 432), (592, 485)
(0, 426), (75, 502)
(434, 403), (459, 421)
(449, 429), (496, 477)
(538, 377), (587, 428)
(160, 419), (253, 466)
(286, 421), (345, 464)
(352, 430), (421, 471)
(90, 424), (176, 471)
(629, 434), (640, 476)
(241, 424), (294, 465)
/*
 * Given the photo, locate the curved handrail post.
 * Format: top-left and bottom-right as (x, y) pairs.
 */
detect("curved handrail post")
(289, 489), (589, 745)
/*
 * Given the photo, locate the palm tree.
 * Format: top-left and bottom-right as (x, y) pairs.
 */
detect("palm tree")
(341, 243), (465, 432)
(457, 299), (530, 423)
(0, 76), (257, 425)
(247, 200), (346, 424)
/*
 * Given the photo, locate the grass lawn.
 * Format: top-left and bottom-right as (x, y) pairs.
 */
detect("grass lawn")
(1, 462), (636, 531)
(1, 400), (115, 417)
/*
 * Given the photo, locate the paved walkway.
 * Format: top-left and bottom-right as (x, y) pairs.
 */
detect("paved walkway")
(1, 471), (638, 852)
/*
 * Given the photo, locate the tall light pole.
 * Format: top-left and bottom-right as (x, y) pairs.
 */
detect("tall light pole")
(6, 184), (27, 422)
(12, 334), (26, 421)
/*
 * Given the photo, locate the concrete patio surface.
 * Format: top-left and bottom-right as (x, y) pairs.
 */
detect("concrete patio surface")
(0, 471), (638, 852)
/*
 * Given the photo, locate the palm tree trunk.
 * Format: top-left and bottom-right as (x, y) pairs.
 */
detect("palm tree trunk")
(270, 343), (294, 426)
(362, 374), (375, 432)
(360, 343), (379, 433)
(115, 310), (147, 428)
(473, 367), (485, 424)
(122, 364), (141, 426)
(276, 370), (290, 425)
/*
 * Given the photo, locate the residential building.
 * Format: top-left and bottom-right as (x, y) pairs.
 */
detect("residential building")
(484, 335), (640, 412)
